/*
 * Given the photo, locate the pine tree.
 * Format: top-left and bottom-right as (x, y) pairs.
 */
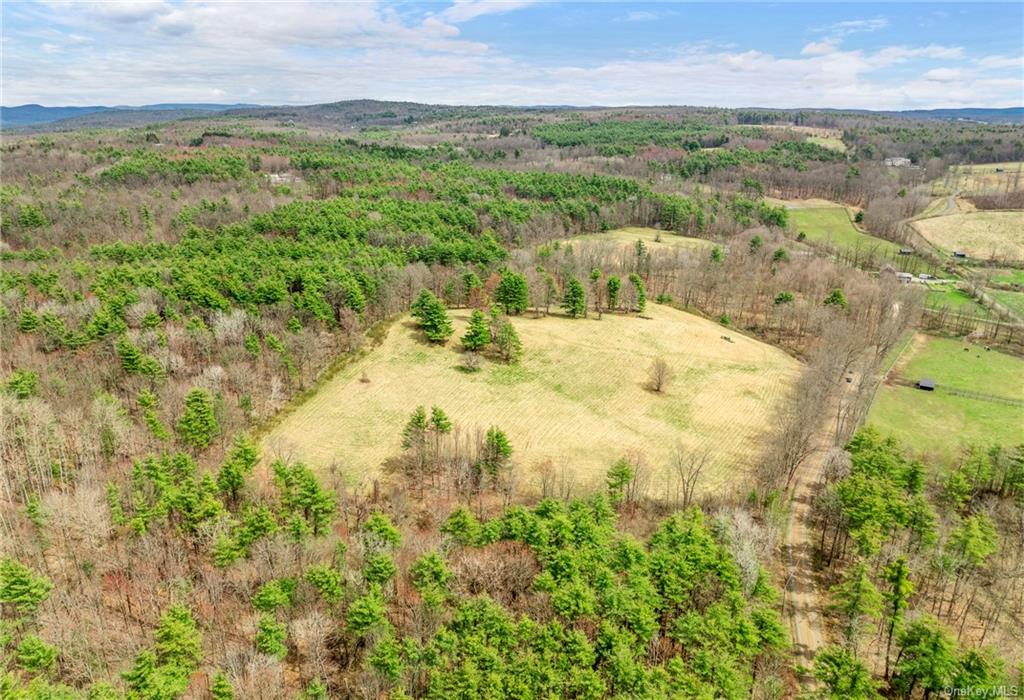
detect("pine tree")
(824, 288), (848, 309)
(430, 406), (452, 434)
(0, 557), (52, 615)
(210, 671), (235, 700)
(829, 560), (882, 651)
(606, 276), (621, 311)
(494, 320), (522, 363)
(562, 277), (586, 318)
(606, 458), (633, 507)
(461, 310), (491, 351)
(628, 273), (647, 313)
(813, 646), (881, 699)
(495, 270), (529, 315)
(402, 406), (428, 450)
(177, 388), (219, 449)
(883, 557), (913, 679)
(255, 614), (288, 659)
(480, 426), (513, 481)
(411, 289), (453, 343)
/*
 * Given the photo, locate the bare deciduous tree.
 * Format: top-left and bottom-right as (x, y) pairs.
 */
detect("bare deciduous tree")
(647, 357), (674, 393)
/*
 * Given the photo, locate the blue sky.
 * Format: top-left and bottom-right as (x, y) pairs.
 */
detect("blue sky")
(2, 1), (1022, 109)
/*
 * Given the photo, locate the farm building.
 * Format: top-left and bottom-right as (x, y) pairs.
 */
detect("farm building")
(885, 157), (913, 167)
(899, 248), (915, 255)
(917, 378), (936, 391)
(953, 250), (968, 258)
(896, 272), (914, 283)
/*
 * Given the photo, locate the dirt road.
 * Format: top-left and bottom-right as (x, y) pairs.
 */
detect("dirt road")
(784, 443), (828, 674)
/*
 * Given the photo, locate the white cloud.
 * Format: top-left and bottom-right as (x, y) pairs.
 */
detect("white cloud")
(801, 40), (837, 56)
(624, 11), (658, 23)
(3, 3), (1019, 110)
(923, 68), (962, 83)
(440, 0), (539, 23)
(814, 17), (889, 36)
(90, 0), (171, 24)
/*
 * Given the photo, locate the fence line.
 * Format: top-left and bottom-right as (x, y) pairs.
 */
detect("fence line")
(888, 376), (1024, 407)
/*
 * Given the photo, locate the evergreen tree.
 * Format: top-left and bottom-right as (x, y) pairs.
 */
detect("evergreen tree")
(893, 616), (959, 698)
(883, 557), (913, 679)
(255, 615), (288, 659)
(606, 458), (633, 507)
(210, 672), (235, 700)
(461, 310), (491, 351)
(829, 560), (882, 651)
(430, 406), (452, 435)
(495, 270), (529, 315)
(411, 289), (453, 343)
(15, 634), (58, 672)
(480, 426), (513, 480)
(628, 273), (647, 313)
(0, 557), (52, 615)
(402, 406), (428, 450)
(823, 288), (848, 309)
(812, 646), (881, 699)
(606, 276), (621, 311)
(562, 277), (586, 318)
(494, 320), (522, 363)
(177, 388), (219, 450)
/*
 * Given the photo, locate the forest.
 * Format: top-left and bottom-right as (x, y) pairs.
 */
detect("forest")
(1, 103), (1023, 699)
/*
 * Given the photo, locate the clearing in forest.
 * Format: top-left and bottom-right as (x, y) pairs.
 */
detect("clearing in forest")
(868, 334), (1024, 461)
(932, 161), (1024, 196)
(262, 304), (800, 495)
(912, 211), (1024, 262)
(787, 204), (902, 257)
(564, 226), (714, 252)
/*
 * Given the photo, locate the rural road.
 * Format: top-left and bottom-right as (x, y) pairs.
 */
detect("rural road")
(784, 444), (828, 676)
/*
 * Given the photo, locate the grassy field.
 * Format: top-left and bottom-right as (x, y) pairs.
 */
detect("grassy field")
(806, 135), (846, 152)
(989, 289), (1024, 318)
(566, 226), (715, 252)
(988, 268), (1024, 288)
(262, 304), (801, 494)
(931, 162), (1024, 196)
(913, 211), (1024, 261)
(788, 205), (902, 257)
(869, 334), (1024, 461)
(925, 285), (991, 318)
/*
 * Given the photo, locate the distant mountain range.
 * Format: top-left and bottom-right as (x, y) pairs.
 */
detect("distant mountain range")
(2, 101), (1022, 129)
(1, 103), (261, 126)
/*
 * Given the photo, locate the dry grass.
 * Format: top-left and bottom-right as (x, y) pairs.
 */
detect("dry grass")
(566, 226), (715, 251)
(932, 161), (1024, 196)
(912, 211), (1024, 261)
(262, 304), (801, 495)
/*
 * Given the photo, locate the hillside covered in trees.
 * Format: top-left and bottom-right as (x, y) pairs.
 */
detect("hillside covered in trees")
(2, 104), (1022, 699)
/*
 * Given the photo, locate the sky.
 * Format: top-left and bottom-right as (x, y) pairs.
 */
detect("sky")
(2, 1), (1022, 110)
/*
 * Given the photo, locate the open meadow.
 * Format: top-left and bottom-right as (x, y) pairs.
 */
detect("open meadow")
(931, 161), (1024, 196)
(912, 211), (1024, 261)
(787, 204), (902, 257)
(566, 226), (714, 251)
(868, 334), (1024, 461)
(262, 303), (801, 495)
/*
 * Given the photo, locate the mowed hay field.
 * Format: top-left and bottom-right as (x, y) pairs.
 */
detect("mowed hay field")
(933, 161), (1024, 196)
(868, 334), (1024, 461)
(566, 226), (714, 252)
(913, 211), (1024, 261)
(787, 205), (902, 256)
(262, 304), (801, 494)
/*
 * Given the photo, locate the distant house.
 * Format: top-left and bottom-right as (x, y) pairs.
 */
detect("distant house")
(899, 248), (915, 255)
(896, 272), (914, 283)
(884, 157), (913, 167)
(953, 250), (968, 259)
(918, 273), (935, 280)
(917, 378), (936, 391)
(995, 168), (1005, 173)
